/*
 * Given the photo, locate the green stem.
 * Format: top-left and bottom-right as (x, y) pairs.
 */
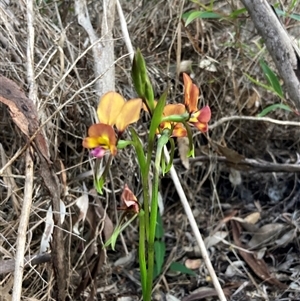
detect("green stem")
(144, 138), (165, 301)
(141, 169), (150, 239)
(138, 210), (147, 297)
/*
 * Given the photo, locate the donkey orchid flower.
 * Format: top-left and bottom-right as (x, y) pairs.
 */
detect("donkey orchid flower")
(159, 104), (187, 137)
(83, 92), (142, 157)
(183, 73), (211, 132)
(82, 123), (117, 157)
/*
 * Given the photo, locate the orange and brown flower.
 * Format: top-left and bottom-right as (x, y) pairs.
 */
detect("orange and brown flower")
(183, 73), (211, 132)
(143, 73), (211, 137)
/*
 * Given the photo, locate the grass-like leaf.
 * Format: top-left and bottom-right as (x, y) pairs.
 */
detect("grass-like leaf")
(257, 104), (292, 117)
(259, 60), (283, 98)
(183, 11), (222, 26)
(154, 241), (166, 278)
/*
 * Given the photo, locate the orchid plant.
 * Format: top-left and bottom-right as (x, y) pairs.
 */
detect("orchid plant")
(83, 49), (211, 301)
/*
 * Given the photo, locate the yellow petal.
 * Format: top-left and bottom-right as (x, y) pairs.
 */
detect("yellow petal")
(82, 136), (101, 149)
(115, 98), (142, 132)
(97, 92), (125, 125)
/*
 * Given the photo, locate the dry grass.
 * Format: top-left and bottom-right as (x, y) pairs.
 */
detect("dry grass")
(0, 0), (300, 300)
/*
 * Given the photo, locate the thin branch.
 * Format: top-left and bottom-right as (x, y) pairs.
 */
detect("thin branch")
(208, 115), (300, 130)
(11, 0), (36, 300)
(240, 0), (300, 111)
(116, 0), (134, 62)
(174, 155), (300, 173)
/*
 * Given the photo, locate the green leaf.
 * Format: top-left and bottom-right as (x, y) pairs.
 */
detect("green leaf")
(257, 103), (292, 117)
(130, 128), (146, 170)
(229, 8), (247, 18)
(149, 90), (168, 140)
(275, 8), (300, 21)
(94, 175), (105, 194)
(164, 137), (175, 174)
(155, 212), (164, 239)
(169, 262), (197, 276)
(154, 241), (166, 278)
(183, 10), (222, 26)
(117, 140), (133, 149)
(259, 60), (283, 98)
(183, 122), (194, 156)
(104, 214), (138, 250)
(244, 73), (277, 94)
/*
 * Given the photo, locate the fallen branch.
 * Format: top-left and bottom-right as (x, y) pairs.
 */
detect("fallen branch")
(0, 254), (51, 276)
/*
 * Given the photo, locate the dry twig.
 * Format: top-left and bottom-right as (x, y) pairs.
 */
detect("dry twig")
(11, 0), (35, 299)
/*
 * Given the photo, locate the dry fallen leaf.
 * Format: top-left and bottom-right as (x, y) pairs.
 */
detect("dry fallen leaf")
(75, 189), (114, 297)
(225, 260), (246, 277)
(244, 212), (261, 224)
(182, 287), (231, 301)
(40, 200), (65, 253)
(73, 192), (89, 235)
(178, 136), (190, 169)
(211, 141), (245, 164)
(231, 220), (287, 289)
(185, 258), (201, 270)
(248, 223), (285, 249)
(204, 231), (228, 249)
(229, 168), (242, 186)
(114, 250), (136, 267)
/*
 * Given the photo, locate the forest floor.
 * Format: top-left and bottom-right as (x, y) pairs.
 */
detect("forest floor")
(0, 0), (300, 300)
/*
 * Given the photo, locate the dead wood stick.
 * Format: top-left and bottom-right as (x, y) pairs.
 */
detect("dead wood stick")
(174, 155), (300, 173)
(11, 0), (36, 299)
(240, 0), (300, 111)
(0, 254), (51, 276)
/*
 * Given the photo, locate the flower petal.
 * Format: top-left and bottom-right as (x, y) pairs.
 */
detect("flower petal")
(97, 92), (125, 125)
(163, 104), (186, 116)
(82, 123), (117, 155)
(115, 98), (142, 132)
(197, 106), (211, 123)
(183, 73), (199, 112)
(82, 136), (101, 149)
(120, 184), (140, 213)
(90, 147), (106, 158)
(172, 124), (187, 137)
(192, 121), (208, 132)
